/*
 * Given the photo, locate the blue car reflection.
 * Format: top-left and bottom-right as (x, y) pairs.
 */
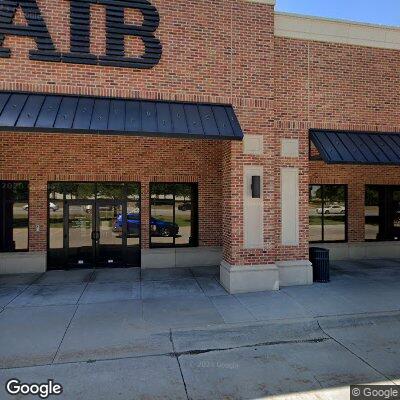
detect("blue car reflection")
(113, 213), (179, 237)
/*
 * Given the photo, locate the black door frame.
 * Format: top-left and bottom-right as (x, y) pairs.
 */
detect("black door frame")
(366, 185), (400, 241)
(384, 186), (400, 240)
(64, 199), (96, 268)
(47, 182), (141, 270)
(94, 199), (127, 268)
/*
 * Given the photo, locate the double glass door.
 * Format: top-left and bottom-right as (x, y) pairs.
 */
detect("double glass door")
(48, 182), (140, 270)
(66, 200), (126, 268)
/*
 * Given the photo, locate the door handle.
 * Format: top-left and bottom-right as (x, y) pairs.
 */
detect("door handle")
(91, 231), (100, 242)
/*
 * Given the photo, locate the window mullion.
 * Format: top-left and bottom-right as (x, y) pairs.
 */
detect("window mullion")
(321, 185), (325, 242)
(173, 189), (176, 247)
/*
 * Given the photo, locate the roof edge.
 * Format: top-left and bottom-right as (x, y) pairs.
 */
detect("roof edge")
(276, 11), (400, 30)
(275, 11), (400, 50)
(246, 0), (275, 6)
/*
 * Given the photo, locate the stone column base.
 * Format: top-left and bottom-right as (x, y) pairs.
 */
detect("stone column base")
(0, 252), (46, 274)
(141, 247), (222, 269)
(220, 259), (313, 293)
(276, 260), (313, 287)
(220, 261), (279, 294)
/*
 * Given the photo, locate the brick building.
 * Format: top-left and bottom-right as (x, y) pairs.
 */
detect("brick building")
(1, 0), (400, 293)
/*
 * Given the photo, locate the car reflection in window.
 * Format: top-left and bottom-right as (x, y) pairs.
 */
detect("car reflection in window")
(113, 213), (179, 238)
(23, 202), (59, 212)
(316, 204), (345, 215)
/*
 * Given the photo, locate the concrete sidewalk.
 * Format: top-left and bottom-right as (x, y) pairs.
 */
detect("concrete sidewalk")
(0, 259), (399, 399)
(0, 313), (399, 399)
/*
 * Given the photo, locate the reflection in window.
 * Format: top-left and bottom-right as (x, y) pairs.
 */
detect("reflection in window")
(63, 183), (96, 200)
(48, 182), (142, 254)
(126, 201), (140, 246)
(365, 186), (381, 241)
(309, 184), (347, 243)
(150, 183), (198, 247)
(0, 181), (29, 252)
(48, 182), (140, 202)
(49, 200), (64, 251)
(126, 184), (141, 246)
(391, 189), (400, 240)
(309, 186), (323, 242)
(127, 184), (140, 201)
(365, 185), (400, 241)
(48, 185), (64, 251)
(96, 183), (126, 200)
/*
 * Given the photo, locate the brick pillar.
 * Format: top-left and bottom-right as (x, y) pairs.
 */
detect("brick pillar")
(220, 126), (312, 293)
(348, 181), (365, 242)
(28, 180), (47, 252)
(221, 141), (234, 266)
(140, 181), (150, 249)
(220, 136), (281, 293)
(221, 140), (246, 265)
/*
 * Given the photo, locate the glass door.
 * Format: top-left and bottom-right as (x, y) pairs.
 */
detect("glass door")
(95, 201), (126, 267)
(66, 201), (95, 268)
(389, 188), (400, 240)
(48, 182), (141, 270)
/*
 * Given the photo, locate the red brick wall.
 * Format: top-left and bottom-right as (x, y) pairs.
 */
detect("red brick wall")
(1, 0), (269, 100)
(0, 0), (275, 263)
(3, 0), (399, 264)
(0, 0), (278, 265)
(0, 134), (223, 251)
(275, 37), (400, 248)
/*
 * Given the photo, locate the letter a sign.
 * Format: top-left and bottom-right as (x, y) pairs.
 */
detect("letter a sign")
(0, 0), (162, 69)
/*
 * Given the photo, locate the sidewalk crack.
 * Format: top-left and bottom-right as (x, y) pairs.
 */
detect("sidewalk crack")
(3, 273), (42, 308)
(170, 329), (190, 400)
(317, 320), (397, 385)
(51, 304), (79, 365)
(51, 276), (91, 364)
(175, 337), (329, 357)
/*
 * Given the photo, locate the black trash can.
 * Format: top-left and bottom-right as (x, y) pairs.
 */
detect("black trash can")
(309, 247), (330, 283)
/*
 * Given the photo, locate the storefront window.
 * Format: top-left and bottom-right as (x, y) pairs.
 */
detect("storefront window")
(365, 185), (400, 241)
(365, 186), (381, 241)
(96, 183), (126, 200)
(0, 181), (29, 252)
(150, 183), (198, 248)
(64, 183), (96, 200)
(48, 185), (64, 253)
(309, 184), (347, 243)
(309, 185), (323, 242)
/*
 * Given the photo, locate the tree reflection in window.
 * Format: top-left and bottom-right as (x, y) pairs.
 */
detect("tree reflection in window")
(309, 184), (347, 243)
(150, 183), (198, 248)
(0, 181), (29, 252)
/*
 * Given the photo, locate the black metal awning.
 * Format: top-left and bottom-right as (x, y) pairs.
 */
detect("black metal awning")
(0, 92), (244, 141)
(310, 130), (400, 165)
